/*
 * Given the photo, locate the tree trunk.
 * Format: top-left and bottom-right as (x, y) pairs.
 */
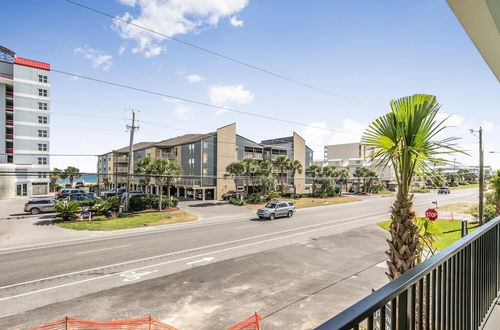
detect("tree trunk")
(386, 192), (420, 280)
(159, 185), (163, 211)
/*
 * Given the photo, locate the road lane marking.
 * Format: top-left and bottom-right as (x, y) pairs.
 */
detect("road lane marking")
(0, 192), (475, 255)
(0, 215), (377, 302)
(120, 270), (158, 282)
(0, 211), (386, 291)
(236, 225), (255, 229)
(186, 257), (215, 265)
(76, 245), (129, 255)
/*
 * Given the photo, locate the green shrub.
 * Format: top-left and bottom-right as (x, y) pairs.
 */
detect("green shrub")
(246, 193), (264, 204)
(370, 183), (387, 194)
(486, 192), (495, 205)
(79, 199), (97, 207)
(93, 197), (121, 216)
(54, 200), (80, 221)
(129, 195), (179, 211)
(470, 203), (497, 222)
(265, 191), (280, 202)
(230, 199), (246, 206)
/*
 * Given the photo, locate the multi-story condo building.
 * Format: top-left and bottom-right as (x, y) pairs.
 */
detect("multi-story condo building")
(322, 142), (395, 181)
(98, 123), (313, 200)
(0, 46), (50, 198)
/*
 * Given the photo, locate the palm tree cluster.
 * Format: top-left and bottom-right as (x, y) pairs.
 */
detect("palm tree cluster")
(362, 94), (463, 280)
(225, 155), (303, 197)
(50, 166), (82, 191)
(306, 165), (349, 197)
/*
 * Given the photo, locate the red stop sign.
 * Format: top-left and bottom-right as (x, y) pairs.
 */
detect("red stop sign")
(425, 209), (438, 221)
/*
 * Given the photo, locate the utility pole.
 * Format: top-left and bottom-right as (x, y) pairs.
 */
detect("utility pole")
(470, 127), (484, 225)
(125, 110), (139, 212)
(113, 150), (118, 196)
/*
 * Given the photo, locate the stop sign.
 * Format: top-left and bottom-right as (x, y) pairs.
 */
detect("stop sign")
(425, 209), (438, 221)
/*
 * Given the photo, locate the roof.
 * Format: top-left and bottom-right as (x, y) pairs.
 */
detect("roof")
(154, 132), (216, 148)
(110, 142), (156, 154)
(14, 57), (50, 71)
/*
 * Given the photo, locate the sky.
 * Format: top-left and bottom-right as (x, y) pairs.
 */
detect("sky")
(1, 0), (499, 172)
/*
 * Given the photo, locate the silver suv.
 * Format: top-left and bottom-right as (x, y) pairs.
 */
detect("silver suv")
(257, 201), (295, 220)
(24, 198), (56, 215)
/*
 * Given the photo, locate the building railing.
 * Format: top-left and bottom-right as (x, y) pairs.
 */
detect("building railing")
(6, 91), (14, 97)
(116, 167), (128, 173)
(5, 148), (13, 154)
(0, 73), (13, 80)
(116, 156), (128, 163)
(160, 152), (176, 160)
(244, 152), (263, 160)
(5, 133), (13, 140)
(6, 119), (13, 125)
(316, 216), (500, 330)
(5, 105), (13, 111)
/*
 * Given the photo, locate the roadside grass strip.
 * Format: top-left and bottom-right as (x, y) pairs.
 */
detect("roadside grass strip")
(56, 211), (197, 231)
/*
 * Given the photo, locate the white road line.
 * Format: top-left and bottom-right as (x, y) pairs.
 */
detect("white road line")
(0, 215), (374, 301)
(0, 211), (387, 291)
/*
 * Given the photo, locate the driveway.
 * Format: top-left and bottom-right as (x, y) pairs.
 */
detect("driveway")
(179, 200), (255, 222)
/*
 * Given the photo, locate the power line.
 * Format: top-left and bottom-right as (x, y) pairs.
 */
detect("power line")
(63, 0), (383, 111)
(52, 69), (361, 137)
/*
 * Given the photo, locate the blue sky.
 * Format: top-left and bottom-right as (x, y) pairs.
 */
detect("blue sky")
(1, 0), (499, 171)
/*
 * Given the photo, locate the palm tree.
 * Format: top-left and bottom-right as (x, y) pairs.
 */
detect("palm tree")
(289, 160), (303, 197)
(50, 168), (62, 192)
(135, 158), (182, 210)
(257, 160), (275, 195)
(136, 157), (154, 194)
(61, 166), (81, 187)
(306, 165), (321, 195)
(489, 170), (500, 216)
(362, 94), (462, 279)
(336, 169), (349, 196)
(274, 155), (291, 194)
(242, 158), (258, 196)
(225, 162), (246, 200)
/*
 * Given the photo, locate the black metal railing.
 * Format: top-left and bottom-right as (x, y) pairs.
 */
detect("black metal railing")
(316, 216), (500, 330)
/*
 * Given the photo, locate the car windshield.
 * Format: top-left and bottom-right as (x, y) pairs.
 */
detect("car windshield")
(265, 203), (278, 208)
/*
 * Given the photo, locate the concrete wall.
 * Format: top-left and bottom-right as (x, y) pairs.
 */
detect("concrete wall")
(216, 123), (237, 199)
(293, 132), (307, 194)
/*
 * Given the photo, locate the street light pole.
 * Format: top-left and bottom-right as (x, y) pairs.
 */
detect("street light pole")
(470, 127), (484, 225)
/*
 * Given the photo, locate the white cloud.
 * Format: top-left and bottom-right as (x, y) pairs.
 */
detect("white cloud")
(301, 122), (331, 159)
(230, 16), (243, 27)
(436, 113), (465, 127)
(174, 103), (190, 120)
(73, 45), (113, 70)
(112, 0), (250, 57)
(118, 0), (137, 6)
(209, 84), (254, 105)
(330, 118), (367, 145)
(118, 46), (126, 55)
(186, 74), (204, 83)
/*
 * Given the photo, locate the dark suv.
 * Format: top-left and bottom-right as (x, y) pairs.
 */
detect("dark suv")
(56, 189), (85, 199)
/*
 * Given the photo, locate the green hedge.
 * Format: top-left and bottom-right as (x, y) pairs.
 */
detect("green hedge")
(129, 195), (179, 211)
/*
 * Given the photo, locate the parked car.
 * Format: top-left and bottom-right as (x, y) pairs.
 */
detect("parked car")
(24, 198), (56, 215)
(100, 188), (127, 198)
(56, 189), (85, 199)
(438, 187), (450, 194)
(75, 181), (85, 188)
(67, 193), (87, 201)
(257, 201), (295, 220)
(85, 192), (98, 199)
(222, 190), (245, 200)
(64, 183), (72, 188)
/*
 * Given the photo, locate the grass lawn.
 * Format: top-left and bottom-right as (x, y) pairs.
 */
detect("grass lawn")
(56, 211), (197, 231)
(437, 203), (475, 214)
(450, 184), (479, 190)
(377, 219), (477, 250)
(244, 196), (362, 211)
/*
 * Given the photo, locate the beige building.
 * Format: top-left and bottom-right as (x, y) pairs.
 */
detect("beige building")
(98, 123), (313, 200)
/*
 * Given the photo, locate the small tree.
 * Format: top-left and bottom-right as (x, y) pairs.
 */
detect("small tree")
(289, 160), (303, 197)
(61, 166), (81, 187)
(225, 162), (246, 200)
(257, 160), (275, 195)
(50, 168), (62, 192)
(136, 157), (154, 194)
(274, 155), (291, 194)
(54, 200), (80, 221)
(306, 165), (321, 195)
(489, 170), (500, 216)
(242, 158), (258, 196)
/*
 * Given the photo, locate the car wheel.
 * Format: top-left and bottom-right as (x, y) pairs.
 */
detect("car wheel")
(269, 213), (275, 220)
(287, 211), (293, 218)
(259, 216), (263, 219)
(30, 208), (40, 215)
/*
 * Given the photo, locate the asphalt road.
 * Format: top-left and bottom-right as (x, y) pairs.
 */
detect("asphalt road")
(0, 189), (478, 328)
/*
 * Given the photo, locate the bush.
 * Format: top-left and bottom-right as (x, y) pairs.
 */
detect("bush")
(230, 199), (246, 206)
(129, 195), (179, 211)
(265, 191), (280, 202)
(470, 203), (497, 222)
(370, 183), (387, 194)
(54, 200), (80, 221)
(246, 193), (264, 204)
(79, 199), (97, 207)
(93, 197), (121, 216)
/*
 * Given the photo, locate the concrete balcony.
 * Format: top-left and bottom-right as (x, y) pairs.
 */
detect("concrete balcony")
(116, 156), (129, 163)
(160, 152), (176, 160)
(5, 133), (13, 140)
(5, 148), (13, 154)
(6, 119), (13, 126)
(5, 105), (13, 111)
(244, 152), (263, 160)
(116, 167), (128, 173)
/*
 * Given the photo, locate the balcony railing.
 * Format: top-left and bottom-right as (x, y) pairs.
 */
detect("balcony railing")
(116, 167), (128, 173)
(0, 73), (13, 80)
(5, 105), (13, 111)
(244, 152), (263, 160)
(178, 178), (202, 186)
(5, 133), (13, 140)
(116, 156), (128, 163)
(6, 91), (13, 97)
(316, 216), (500, 330)
(160, 152), (176, 160)
(6, 119), (13, 125)
(5, 148), (13, 154)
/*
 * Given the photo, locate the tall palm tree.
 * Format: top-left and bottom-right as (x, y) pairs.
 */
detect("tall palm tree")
(136, 157), (154, 194)
(49, 168), (62, 192)
(336, 169), (350, 196)
(242, 158), (258, 196)
(274, 155), (291, 194)
(257, 160), (275, 195)
(362, 94), (462, 279)
(306, 165), (321, 195)
(225, 162), (246, 200)
(61, 166), (81, 187)
(489, 170), (500, 216)
(289, 160), (303, 197)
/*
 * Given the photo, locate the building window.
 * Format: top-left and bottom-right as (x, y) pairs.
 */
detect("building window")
(38, 89), (48, 97)
(38, 116), (48, 124)
(38, 102), (48, 110)
(38, 75), (48, 83)
(38, 130), (48, 138)
(189, 158), (195, 169)
(38, 157), (48, 165)
(38, 172), (47, 178)
(38, 143), (48, 151)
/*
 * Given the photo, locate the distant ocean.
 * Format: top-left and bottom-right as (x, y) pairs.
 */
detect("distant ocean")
(57, 174), (98, 184)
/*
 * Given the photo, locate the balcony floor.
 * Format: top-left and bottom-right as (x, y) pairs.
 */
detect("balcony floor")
(483, 295), (500, 330)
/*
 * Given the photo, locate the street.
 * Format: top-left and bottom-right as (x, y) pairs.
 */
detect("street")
(0, 189), (478, 329)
